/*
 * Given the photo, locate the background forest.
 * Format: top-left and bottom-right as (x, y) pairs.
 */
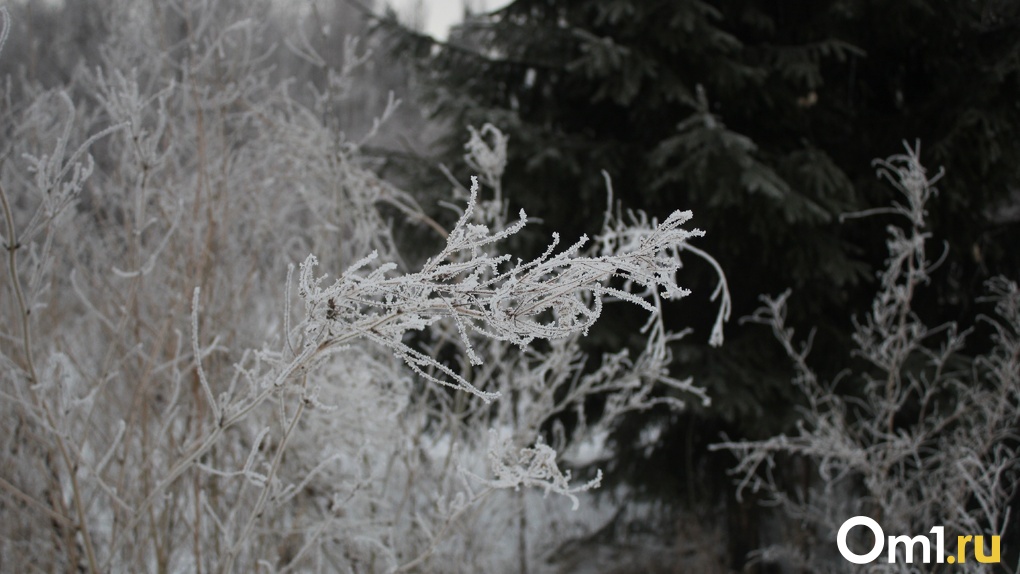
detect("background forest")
(0, 0), (1018, 572)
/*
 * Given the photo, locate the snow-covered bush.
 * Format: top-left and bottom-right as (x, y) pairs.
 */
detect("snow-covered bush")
(0, 3), (727, 572)
(715, 143), (1020, 573)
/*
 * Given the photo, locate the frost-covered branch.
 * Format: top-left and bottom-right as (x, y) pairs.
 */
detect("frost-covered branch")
(714, 143), (1020, 573)
(297, 174), (715, 402)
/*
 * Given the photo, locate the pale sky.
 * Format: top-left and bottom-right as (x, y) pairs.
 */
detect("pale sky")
(392, 0), (512, 39)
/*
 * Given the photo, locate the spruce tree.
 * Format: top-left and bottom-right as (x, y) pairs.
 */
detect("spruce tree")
(376, 0), (1020, 566)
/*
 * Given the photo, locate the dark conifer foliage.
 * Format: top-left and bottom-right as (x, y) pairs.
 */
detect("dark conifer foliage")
(383, 0), (1019, 316)
(378, 0), (1020, 566)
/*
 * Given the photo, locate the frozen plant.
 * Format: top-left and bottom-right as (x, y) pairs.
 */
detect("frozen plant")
(714, 142), (1020, 573)
(383, 127), (729, 572)
(295, 174), (715, 401)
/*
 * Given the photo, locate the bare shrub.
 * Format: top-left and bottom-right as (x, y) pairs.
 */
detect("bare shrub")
(0, 4), (728, 572)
